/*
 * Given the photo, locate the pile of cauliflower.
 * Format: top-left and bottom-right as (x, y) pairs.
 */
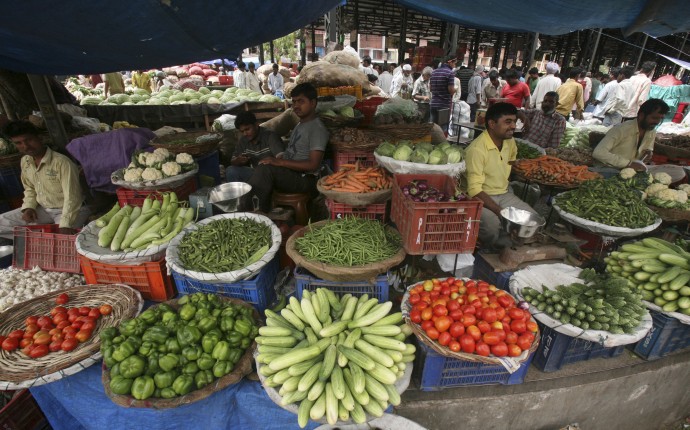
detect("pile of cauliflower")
(643, 171), (690, 209)
(122, 148), (195, 182)
(0, 267), (83, 312)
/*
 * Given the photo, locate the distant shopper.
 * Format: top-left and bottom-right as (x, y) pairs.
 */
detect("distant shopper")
(234, 62), (247, 89)
(466, 65), (485, 121)
(246, 63), (263, 94)
(556, 68), (584, 120)
(226, 112), (284, 183)
(429, 56), (457, 132)
(502, 69), (531, 109)
(625, 61), (656, 119)
(615, 67), (637, 122)
(412, 67), (433, 122)
(132, 70), (152, 93)
(390, 64), (413, 98)
(530, 62), (562, 109)
(377, 67), (393, 94)
(360, 56), (377, 77)
(592, 67), (626, 126)
(526, 67), (540, 94)
(518, 92), (566, 149)
(481, 70), (507, 107)
(103, 72), (124, 96)
(268, 64), (284, 98)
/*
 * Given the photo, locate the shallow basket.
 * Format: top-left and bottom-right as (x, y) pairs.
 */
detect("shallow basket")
(0, 153), (23, 169)
(647, 204), (690, 222)
(370, 123), (433, 141)
(101, 296), (258, 409)
(150, 131), (222, 156)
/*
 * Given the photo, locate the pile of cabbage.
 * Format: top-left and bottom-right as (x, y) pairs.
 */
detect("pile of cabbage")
(80, 86), (281, 106)
(122, 148), (196, 182)
(375, 140), (464, 165)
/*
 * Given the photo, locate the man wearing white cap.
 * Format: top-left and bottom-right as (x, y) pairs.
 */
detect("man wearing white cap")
(390, 64), (413, 98)
(530, 61), (562, 109)
(466, 65), (485, 121)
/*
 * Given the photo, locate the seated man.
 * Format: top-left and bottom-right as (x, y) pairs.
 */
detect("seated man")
(592, 99), (669, 177)
(464, 103), (538, 250)
(0, 121), (90, 240)
(246, 83), (329, 212)
(517, 91), (567, 148)
(226, 111), (284, 183)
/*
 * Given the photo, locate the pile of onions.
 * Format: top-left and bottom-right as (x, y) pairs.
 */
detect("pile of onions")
(400, 179), (466, 203)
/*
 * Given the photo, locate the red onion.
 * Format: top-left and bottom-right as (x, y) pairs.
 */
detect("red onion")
(518, 301), (530, 310)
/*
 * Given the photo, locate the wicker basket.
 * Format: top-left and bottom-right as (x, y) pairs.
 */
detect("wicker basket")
(0, 153), (23, 169)
(101, 296), (258, 409)
(0, 285), (143, 390)
(285, 221), (406, 283)
(653, 142), (690, 159)
(151, 131), (222, 156)
(370, 123), (433, 141)
(647, 204), (690, 222)
(316, 177), (392, 206)
(329, 128), (389, 152)
(319, 112), (364, 130)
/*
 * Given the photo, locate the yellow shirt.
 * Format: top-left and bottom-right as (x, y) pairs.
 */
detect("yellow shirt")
(20, 148), (84, 228)
(132, 72), (152, 93)
(592, 120), (655, 169)
(465, 131), (517, 197)
(555, 79), (584, 117)
(104, 72), (124, 94)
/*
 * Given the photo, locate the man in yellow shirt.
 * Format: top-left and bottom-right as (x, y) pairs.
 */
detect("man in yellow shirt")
(592, 99), (669, 177)
(103, 72), (125, 96)
(464, 103), (538, 249)
(132, 70), (152, 93)
(0, 121), (89, 239)
(555, 68), (584, 120)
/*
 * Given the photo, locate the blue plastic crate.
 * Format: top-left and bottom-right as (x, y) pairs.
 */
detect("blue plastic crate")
(294, 268), (389, 302)
(0, 166), (23, 198)
(173, 257), (279, 311)
(533, 323), (624, 372)
(413, 339), (533, 391)
(472, 253), (513, 292)
(194, 150), (220, 186)
(630, 310), (690, 360)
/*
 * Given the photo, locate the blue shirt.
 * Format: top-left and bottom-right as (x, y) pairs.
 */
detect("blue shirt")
(430, 64), (455, 109)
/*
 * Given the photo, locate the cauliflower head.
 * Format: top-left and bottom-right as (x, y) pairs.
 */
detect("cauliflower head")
(619, 167), (636, 180)
(675, 189), (689, 204)
(176, 153), (194, 165)
(161, 161), (181, 177)
(153, 147), (171, 160)
(678, 184), (690, 196)
(137, 152), (149, 166)
(123, 167), (144, 182)
(656, 188), (678, 202)
(645, 183), (668, 197)
(141, 167), (163, 181)
(145, 152), (166, 167)
(653, 172), (673, 185)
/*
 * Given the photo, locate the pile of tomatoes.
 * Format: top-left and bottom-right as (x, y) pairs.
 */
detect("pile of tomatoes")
(407, 278), (538, 358)
(0, 293), (113, 359)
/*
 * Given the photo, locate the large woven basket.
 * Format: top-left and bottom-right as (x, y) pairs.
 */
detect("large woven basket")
(102, 296), (258, 409)
(0, 152), (23, 168)
(319, 112), (364, 131)
(316, 177), (392, 206)
(647, 204), (690, 223)
(653, 142), (690, 159)
(285, 220), (406, 283)
(370, 123), (433, 141)
(151, 131), (222, 156)
(0, 284), (143, 391)
(329, 127), (389, 152)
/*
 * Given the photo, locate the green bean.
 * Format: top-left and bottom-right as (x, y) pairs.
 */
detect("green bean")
(295, 217), (400, 267)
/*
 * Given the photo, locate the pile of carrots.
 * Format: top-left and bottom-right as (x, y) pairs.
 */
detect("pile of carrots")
(320, 163), (392, 193)
(513, 155), (601, 185)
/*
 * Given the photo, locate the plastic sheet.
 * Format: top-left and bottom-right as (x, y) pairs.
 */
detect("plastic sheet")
(552, 201), (662, 237)
(111, 165), (198, 190)
(76, 221), (167, 265)
(374, 153), (465, 176)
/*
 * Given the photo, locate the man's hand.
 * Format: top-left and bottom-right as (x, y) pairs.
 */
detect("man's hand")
(58, 227), (77, 235)
(258, 157), (281, 166)
(627, 160), (647, 172)
(234, 155), (250, 165)
(21, 208), (37, 223)
(640, 150), (653, 163)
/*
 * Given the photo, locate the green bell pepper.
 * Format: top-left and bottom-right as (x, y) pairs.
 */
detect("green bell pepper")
(138, 341), (154, 357)
(160, 387), (177, 399)
(207, 293), (220, 306)
(196, 353), (216, 371)
(120, 355), (146, 379)
(220, 307), (237, 318)
(147, 352), (161, 375)
(158, 353), (180, 372)
(234, 319), (252, 337)
(197, 316), (217, 333)
(187, 320), (198, 327)
(194, 369), (214, 390)
(172, 374), (194, 396)
(109, 375), (134, 395)
(211, 308), (221, 318)
(126, 336), (142, 350)
(228, 348), (243, 365)
(100, 327), (118, 342)
(240, 337), (251, 350)
(178, 355), (189, 366)
(177, 326), (202, 347)
(226, 331), (243, 348)
(179, 304), (197, 321)
(131, 375), (155, 400)
(212, 360), (234, 378)
(142, 326), (169, 344)
(165, 338), (182, 354)
(182, 345), (202, 361)
(157, 344), (168, 354)
(249, 325), (259, 339)
(219, 316), (235, 333)
(120, 319), (145, 337)
(211, 341), (231, 361)
(154, 370), (178, 389)
(194, 308), (211, 320)
(153, 388), (162, 398)
(112, 335), (125, 345)
(177, 295), (190, 305)
(112, 340), (137, 362)
(157, 303), (175, 314)
(161, 312), (179, 325)
(201, 331), (221, 353)
(110, 362), (121, 377)
(182, 361), (199, 375)
(139, 309), (158, 325)
(102, 346), (116, 368)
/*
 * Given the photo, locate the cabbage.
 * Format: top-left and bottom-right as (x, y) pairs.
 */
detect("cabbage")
(207, 97), (221, 104)
(132, 88), (149, 96)
(339, 106), (355, 118)
(375, 142), (396, 157)
(446, 147), (464, 164)
(428, 149), (447, 165)
(198, 86), (211, 95)
(437, 141), (451, 152)
(321, 109), (338, 117)
(410, 149), (429, 164)
(396, 141), (414, 152)
(415, 142), (434, 153)
(393, 145), (413, 161)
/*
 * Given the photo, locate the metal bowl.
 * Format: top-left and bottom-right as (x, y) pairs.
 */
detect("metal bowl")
(209, 182), (252, 213)
(500, 207), (546, 239)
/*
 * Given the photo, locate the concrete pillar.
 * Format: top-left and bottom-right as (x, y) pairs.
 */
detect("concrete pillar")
(502, 33), (513, 69)
(492, 32), (504, 68)
(399, 8), (408, 61)
(27, 75), (68, 151)
(635, 34), (648, 70)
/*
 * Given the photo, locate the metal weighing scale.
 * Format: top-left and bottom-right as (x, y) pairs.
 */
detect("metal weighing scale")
(189, 183), (254, 219)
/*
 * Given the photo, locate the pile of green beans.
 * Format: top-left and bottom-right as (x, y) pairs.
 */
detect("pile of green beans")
(556, 179), (656, 228)
(295, 217), (400, 267)
(178, 218), (272, 273)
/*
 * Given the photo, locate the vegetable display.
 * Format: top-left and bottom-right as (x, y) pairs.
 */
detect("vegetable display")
(0, 137), (18, 156)
(319, 165), (391, 193)
(0, 267), (83, 312)
(516, 141), (542, 159)
(177, 218), (272, 273)
(614, 168), (654, 192)
(406, 278), (538, 358)
(521, 269), (647, 334)
(122, 148), (195, 182)
(256, 288), (414, 427)
(376, 141), (464, 165)
(79, 85), (278, 106)
(639, 172), (690, 210)
(101, 292), (258, 400)
(545, 146), (594, 166)
(512, 155), (600, 185)
(94, 192), (195, 252)
(400, 179), (466, 203)
(605, 238), (690, 315)
(555, 179), (657, 228)
(295, 218), (400, 267)
(0, 293), (111, 358)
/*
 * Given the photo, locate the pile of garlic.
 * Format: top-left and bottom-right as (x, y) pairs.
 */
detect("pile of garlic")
(0, 267), (83, 312)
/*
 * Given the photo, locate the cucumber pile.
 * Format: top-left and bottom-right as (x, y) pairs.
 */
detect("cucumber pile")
(521, 269), (647, 334)
(605, 237), (690, 315)
(255, 288), (415, 428)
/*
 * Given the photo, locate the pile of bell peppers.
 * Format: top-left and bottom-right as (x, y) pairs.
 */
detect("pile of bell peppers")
(100, 292), (258, 400)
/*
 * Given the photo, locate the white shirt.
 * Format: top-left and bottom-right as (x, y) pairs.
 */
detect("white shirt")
(393, 66), (402, 78)
(390, 73), (413, 98)
(233, 69), (246, 89)
(593, 80), (619, 118)
(377, 71), (393, 94)
(615, 79), (636, 117)
(452, 77), (462, 102)
(466, 74), (483, 104)
(530, 74), (562, 109)
(360, 65), (377, 77)
(245, 71), (262, 94)
(268, 72), (284, 93)
(625, 73), (652, 118)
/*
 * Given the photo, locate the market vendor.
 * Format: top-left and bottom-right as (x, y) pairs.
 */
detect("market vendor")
(132, 70), (152, 93)
(464, 103), (538, 250)
(516, 91), (567, 148)
(592, 99), (669, 176)
(0, 121), (89, 240)
(226, 111), (284, 183)
(244, 83), (328, 213)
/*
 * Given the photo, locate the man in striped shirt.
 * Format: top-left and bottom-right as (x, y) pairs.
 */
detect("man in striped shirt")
(430, 56), (457, 132)
(226, 111), (284, 182)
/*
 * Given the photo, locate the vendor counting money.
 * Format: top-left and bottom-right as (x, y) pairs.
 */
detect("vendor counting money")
(464, 103), (538, 250)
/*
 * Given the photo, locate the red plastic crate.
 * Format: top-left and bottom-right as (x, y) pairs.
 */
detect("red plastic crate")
(326, 199), (388, 222)
(0, 390), (48, 430)
(79, 255), (175, 301)
(12, 224), (81, 273)
(218, 75), (234, 85)
(391, 174), (483, 255)
(333, 151), (377, 171)
(353, 97), (386, 126)
(116, 177), (197, 207)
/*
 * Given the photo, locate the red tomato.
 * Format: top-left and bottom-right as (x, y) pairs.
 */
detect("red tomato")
(61, 338), (78, 352)
(461, 314), (477, 327)
(466, 325), (482, 341)
(449, 309), (464, 321)
(482, 308), (498, 324)
(49, 340), (63, 352)
(449, 322), (465, 338)
(56, 321), (70, 330)
(19, 338), (33, 348)
(434, 316), (452, 333)
(81, 321), (96, 331)
(425, 327), (440, 340)
(505, 331), (518, 345)
(448, 340), (461, 352)
(507, 344), (523, 357)
(52, 313), (68, 325)
(67, 308), (79, 316)
(55, 293), (70, 305)
(461, 305), (476, 315)
(25, 316), (39, 326)
(496, 295), (513, 308)
(416, 301), (429, 310)
(33, 332), (52, 346)
(21, 344), (36, 356)
(475, 341), (491, 357)
(78, 306), (91, 316)
(409, 294), (421, 305)
(438, 331), (452, 346)
(29, 344), (49, 358)
(63, 332), (77, 341)
(0, 336), (5, 345)
(432, 304), (448, 317)
(459, 334), (475, 353)
(62, 326), (78, 336)
(67, 314), (78, 323)
(477, 320), (492, 334)
(526, 321), (539, 333)
(517, 334), (534, 351)
(410, 309), (422, 324)
(482, 331), (501, 346)
(88, 308), (101, 319)
(509, 308), (525, 320)
(491, 341), (509, 357)
(511, 320), (527, 334)
(23, 329), (38, 340)
(421, 307), (433, 321)
(465, 280), (476, 290)
(446, 300), (460, 312)
(474, 307), (484, 320)
(420, 321), (433, 332)
(440, 286), (451, 296)
(51, 334), (64, 343)
(99, 304), (113, 316)
(71, 321), (84, 330)
(75, 329), (92, 343)
(37, 316), (54, 328)
(493, 328), (506, 341)
(495, 307), (506, 321)
(8, 329), (25, 340)
(50, 306), (67, 316)
(1, 337), (19, 351)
